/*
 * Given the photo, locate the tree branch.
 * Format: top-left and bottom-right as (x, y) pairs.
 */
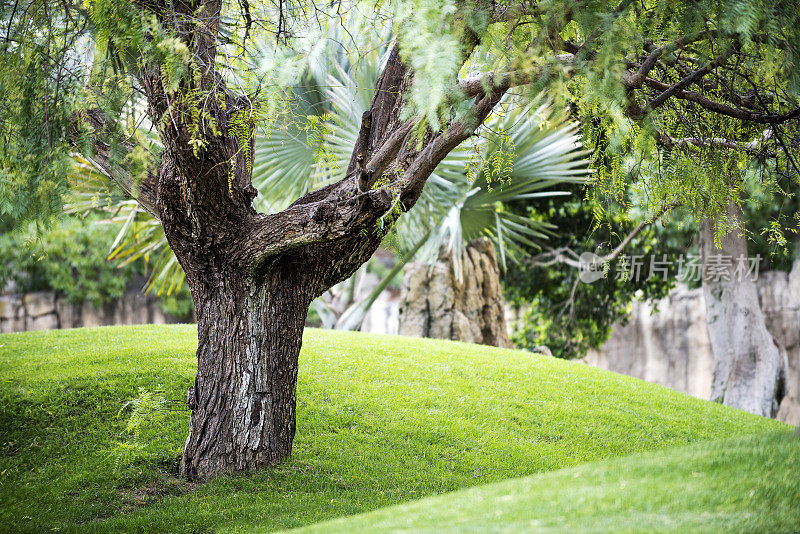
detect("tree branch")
(525, 246), (585, 268)
(397, 88), (508, 208)
(457, 54), (575, 98)
(69, 109), (159, 219)
(624, 31), (716, 89)
(643, 77), (800, 124)
(598, 202), (679, 264)
(657, 133), (777, 157)
(648, 46), (736, 110)
(526, 202), (679, 269)
(240, 188), (392, 265)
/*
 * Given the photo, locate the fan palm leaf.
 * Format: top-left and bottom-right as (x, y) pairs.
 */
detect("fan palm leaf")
(68, 23), (589, 329)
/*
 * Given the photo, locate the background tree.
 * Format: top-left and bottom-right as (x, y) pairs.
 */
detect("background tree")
(504, 189), (690, 358)
(3, 0), (799, 478)
(523, 0), (800, 416)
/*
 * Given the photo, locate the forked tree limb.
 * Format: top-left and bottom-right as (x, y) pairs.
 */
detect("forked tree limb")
(642, 77), (800, 124)
(245, 55), (515, 266)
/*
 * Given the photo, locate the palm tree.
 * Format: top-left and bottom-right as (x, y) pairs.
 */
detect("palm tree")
(252, 37), (590, 338)
(73, 23), (589, 341)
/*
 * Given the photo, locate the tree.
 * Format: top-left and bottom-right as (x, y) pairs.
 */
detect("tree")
(92, 24), (590, 340)
(504, 188), (688, 358)
(699, 202), (787, 417)
(3, 0), (799, 479)
(527, 0), (800, 415)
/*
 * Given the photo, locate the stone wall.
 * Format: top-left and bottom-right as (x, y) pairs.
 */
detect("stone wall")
(584, 261), (800, 425)
(0, 285), (181, 333)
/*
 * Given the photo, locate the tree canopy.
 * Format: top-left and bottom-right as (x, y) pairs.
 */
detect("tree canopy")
(2, 0), (798, 235)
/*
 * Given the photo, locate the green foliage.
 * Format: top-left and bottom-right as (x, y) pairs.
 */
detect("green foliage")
(0, 325), (786, 532)
(228, 108), (257, 193)
(303, 113), (339, 171)
(0, 217), (140, 306)
(579, 0), (798, 237)
(504, 189), (690, 358)
(457, 0), (800, 249)
(3, 0), (799, 240)
(113, 386), (169, 472)
(476, 128), (515, 189)
(0, 201), (194, 317)
(740, 162), (800, 268)
(0, 0), (76, 230)
(394, 0), (489, 131)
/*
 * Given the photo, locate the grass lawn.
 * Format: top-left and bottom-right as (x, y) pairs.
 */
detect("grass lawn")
(292, 431), (800, 533)
(0, 325), (791, 533)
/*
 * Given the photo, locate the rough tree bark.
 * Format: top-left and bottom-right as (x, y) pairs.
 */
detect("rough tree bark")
(700, 202), (787, 417)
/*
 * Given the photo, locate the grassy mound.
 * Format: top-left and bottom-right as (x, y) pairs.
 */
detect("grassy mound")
(292, 431), (800, 534)
(0, 325), (788, 533)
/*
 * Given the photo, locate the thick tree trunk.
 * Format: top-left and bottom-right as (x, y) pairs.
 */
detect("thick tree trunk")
(700, 202), (787, 417)
(178, 265), (312, 479)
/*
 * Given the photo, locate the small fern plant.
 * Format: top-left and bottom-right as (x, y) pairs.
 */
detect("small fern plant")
(112, 386), (168, 473)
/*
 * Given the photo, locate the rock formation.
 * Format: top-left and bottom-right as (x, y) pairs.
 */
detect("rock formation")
(584, 261), (800, 424)
(398, 239), (513, 348)
(0, 282), (181, 333)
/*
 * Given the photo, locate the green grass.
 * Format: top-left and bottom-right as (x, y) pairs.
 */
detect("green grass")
(0, 325), (790, 533)
(291, 431), (800, 533)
